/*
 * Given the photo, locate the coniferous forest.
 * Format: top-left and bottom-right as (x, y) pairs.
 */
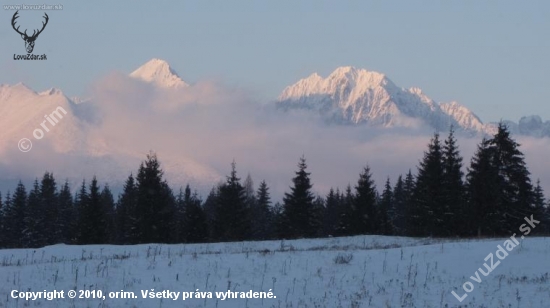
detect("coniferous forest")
(0, 124), (549, 249)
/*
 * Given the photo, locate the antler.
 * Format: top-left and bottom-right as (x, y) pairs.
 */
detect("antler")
(11, 11), (26, 37)
(29, 13), (49, 38)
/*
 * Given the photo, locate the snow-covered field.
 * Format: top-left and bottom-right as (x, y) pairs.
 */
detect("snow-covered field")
(0, 235), (549, 307)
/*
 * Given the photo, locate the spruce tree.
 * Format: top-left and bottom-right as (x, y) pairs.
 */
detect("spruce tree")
(351, 166), (378, 235)
(337, 185), (355, 236)
(487, 123), (534, 234)
(252, 180), (273, 240)
(116, 174), (138, 244)
(466, 139), (503, 236)
(272, 201), (285, 238)
(100, 184), (116, 243)
(282, 157), (317, 238)
(175, 187), (186, 242)
(402, 170), (415, 236)
(311, 195), (325, 237)
(202, 185), (220, 241)
(3, 182), (27, 248)
(322, 188), (340, 236)
(24, 179), (43, 247)
(404, 170), (415, 198)
(88, 177), (105, 243)
(135, 153), (176, 243)
(391, 176), (407, 235)
(40, 172), (59, 245)
(161, 182), (178, 242)
(378, 178), (393, 235)
(78, 177), (108, 244)
(410, 133), (445, 236)
(213, 161), (251, 241)
(180, 185), (208, 243)
(442, 126), (465, 236)
(75, 180), (90, 245)
(57, 181), (75, 244)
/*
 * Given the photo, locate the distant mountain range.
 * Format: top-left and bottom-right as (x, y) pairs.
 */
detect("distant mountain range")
(277, 66), (550, 137)
(0, 59), (548, 194)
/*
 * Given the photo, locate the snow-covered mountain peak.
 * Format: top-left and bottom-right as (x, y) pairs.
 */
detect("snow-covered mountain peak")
(277, 67), (487, 132)
(328, 66), (393, 89)
(276, 66), (550, 137)
(328, 66), (359, 78)
(278, 66), (396, 102)
(129, 58), (189, 89)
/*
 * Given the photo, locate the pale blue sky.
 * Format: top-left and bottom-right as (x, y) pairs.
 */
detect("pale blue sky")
(1, 0), (549, 122)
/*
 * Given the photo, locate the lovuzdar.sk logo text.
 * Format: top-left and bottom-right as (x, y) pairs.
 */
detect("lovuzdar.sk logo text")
(11, 10), (49, 60)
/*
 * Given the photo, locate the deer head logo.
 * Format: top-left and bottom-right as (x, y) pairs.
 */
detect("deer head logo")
(11, 10), (49, 54)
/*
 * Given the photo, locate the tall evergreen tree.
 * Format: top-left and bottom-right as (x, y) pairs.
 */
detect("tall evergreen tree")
(350, 166), (378, 235)
(213, 161), (251, 241)
(401, 170), (415, 236)
(57, 181), (75, 244)
(24, 179), (43, 247)
(466, 125), (535, 236)
(322, 188), (341, 236)
(391, 176), (407, 235)
(282, 156), (317, 238)
(311, 195), (325, 237)
(78, 177), (108, 244)
(487, 123), (534, 234)
(100, 184), (116, 243)
(410, 133), (445, 236)
(180, 185), (208, 243)
(337, 185), (355, 236)
(272, 201), (285, 238)
(40, 172), (59, 245)
(442, 126), (466, 236)
(203, 185), (221, 241)
(162, 182), (178, 242)
(175, 187), (186, 242)
(251, 180), (273, 240)
(135, 153), (176, 243)
(2, 182), (27, 248)
(378, 178), (393, 235)
(75, 179), (88, 244)
(115, 174), (138, 244)
(466, 139), (502, 237)
(403, 170), (415, 197)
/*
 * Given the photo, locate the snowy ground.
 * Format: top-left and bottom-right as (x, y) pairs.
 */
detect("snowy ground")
(0, 235), (549, 307)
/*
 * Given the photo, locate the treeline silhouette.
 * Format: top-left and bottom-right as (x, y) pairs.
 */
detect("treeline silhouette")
(0, 124), (548, 249)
